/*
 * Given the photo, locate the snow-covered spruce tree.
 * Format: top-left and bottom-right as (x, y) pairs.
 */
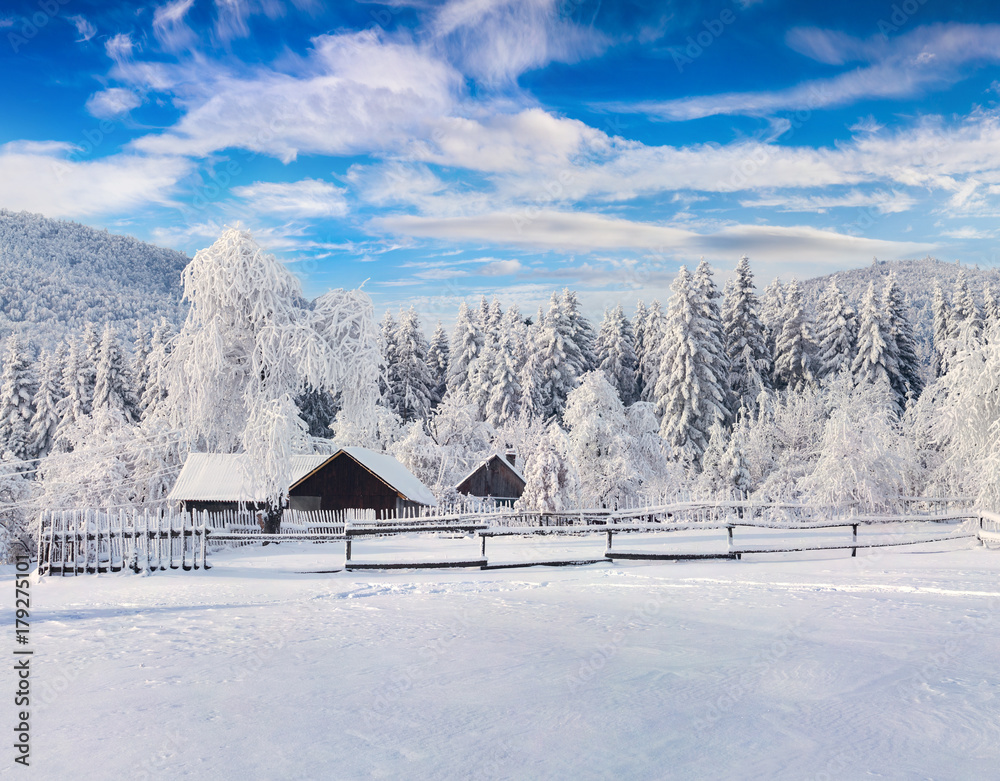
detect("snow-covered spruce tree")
(138, 318), (174, 421)
(632, 300), (649, 399)
(161, 226), (380, 518)
(595, 304), (638, 405)
(722, 255), (771, 414)
(392, 307), (435, 423)
(536, 292), (586, 420)
(446, 301), (484, 402)
(951, 270), (982, 344)
(800, 368), (914, 512)
(931, 282), (951, 377)
(82, 322), (101, 399)
(851, 281), (901, 409)
(882, 274), (923, 406)
(29, 348), (63, 459)
(517, 319), (545, 420)
(564, 371), (634, 508)
(773, 280), (814, 391)
(378, 310), (399, 407)
(561, 289), (597, 374)
(694, 258), (733, 420)
(654, 265), (729, 465)
(484, 312), (523, 429)
(296, 387), (339, 438)
(93, 322), (139, 422)
(638, 300), (664, 403)
(131, 321), (152, 409)
(0, 336), (36, 461)
(515, 421), (579, 513)
(426, 321), (450, 404)
(983, 283), (999, 336)
(813, 279), (857, 381)
(53, 337), (94, 451)
(485, 297), (504, 345)
(760, 278), (785, 361)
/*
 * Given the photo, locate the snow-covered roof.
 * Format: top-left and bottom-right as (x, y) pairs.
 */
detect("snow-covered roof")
(168, 453), (332, 502)
(327, 447), (437, 506)
(168, 448), (437, 506)
(454, 450), (526, 491)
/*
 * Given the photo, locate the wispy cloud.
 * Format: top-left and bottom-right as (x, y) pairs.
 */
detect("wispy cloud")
(232, 178), (349, 218)
(67, 15), (97, 42)
(85, 88), (143, 119)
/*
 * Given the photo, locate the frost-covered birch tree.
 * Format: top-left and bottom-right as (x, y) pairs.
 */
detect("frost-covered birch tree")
(160, 226), (380, 518)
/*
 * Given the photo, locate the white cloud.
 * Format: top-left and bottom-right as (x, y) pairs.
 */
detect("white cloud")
(740, 189), (917, 214)
(0, 146), (190, 219)
(429, 0), (609, 85)
(372, 209), (935, 265)
(153, 0), (197, 51)
(85, 88), (143, 119)
(68, 15), (97, 42)
(480, 258), (523, 275)
(940, 226), (997, 240)
(232, 178), (348, 218)
(131, 30), (463, 162)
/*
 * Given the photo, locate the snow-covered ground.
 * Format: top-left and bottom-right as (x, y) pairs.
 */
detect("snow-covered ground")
(12, 536), (1000, 779)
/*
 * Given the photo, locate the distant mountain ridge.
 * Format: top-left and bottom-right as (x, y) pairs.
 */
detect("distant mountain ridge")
(0, 210), (189, 349)
(802, 256), (1000, 343)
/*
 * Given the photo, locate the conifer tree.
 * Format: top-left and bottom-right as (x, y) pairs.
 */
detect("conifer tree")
(536, 292), (585, 420)
(426, 321), (450, 404)
(595, 304), (638, 405)
(814, 279), (857, 381)
(632, 300), (649, 398)
(772, 279), (814, 390)
(638, 300), (664, 402)
(139, 318), (174, 420)
(654, 266), (729, 464)
(983, 283), (999, 337)
(446, 302), (484, 402)
(693, 258), (733, 421)
(721, 255), (771, 412)
(0, 337), (36, 461)
(54, 337), (93, 449)
(93, 322), (138, 422)
(392, 308), (435, 423)
(132, 321), (152, 407)
(951, 270), (982, 344)
(882, 273), (923, 405)
(560, 289), (597, 373)
(484, 310), (523, 429)
(852, 282), (900, 405)
(515, 421), (578, 512)
(29, 348), (63, 459)
(760, 278), (786, 360)
(379, 310), (399, 405)
(931, 282), (951, 377)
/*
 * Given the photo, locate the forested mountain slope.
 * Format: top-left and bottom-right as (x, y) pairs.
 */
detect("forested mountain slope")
(0, 210), (188, 347)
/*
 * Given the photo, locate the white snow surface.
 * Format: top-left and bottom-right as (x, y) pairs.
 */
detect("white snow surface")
(12, 539), (1000, 779)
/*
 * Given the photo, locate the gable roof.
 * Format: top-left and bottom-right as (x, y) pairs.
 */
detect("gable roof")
(316, 447), (437, 506)
(168, 453), (332, 503)
(455, 450), (526, 491)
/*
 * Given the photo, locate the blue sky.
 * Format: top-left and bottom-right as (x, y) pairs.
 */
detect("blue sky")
(3, 0), (1000, 322)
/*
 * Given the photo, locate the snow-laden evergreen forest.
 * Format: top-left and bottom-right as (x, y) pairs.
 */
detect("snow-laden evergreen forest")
(3, 226), (1000, 561)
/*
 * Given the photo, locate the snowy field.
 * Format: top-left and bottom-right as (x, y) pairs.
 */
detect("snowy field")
(11, 536), (1000, 780)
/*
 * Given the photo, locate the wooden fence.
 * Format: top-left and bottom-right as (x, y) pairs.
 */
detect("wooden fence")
(35, 498), (994, 576)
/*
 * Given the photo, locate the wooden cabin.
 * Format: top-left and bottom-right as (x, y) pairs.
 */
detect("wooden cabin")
(168, 447), (436, 516)
(455, 450), (526, 506)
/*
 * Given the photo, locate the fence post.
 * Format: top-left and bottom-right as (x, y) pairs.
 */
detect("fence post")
(852, 524), (858, 558)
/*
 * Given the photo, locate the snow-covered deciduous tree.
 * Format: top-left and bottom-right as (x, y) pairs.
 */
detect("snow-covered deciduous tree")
(93, 322), (138, 422)
(0, 336), (36, 461)
(427, 321), (450, 404)
(595, 304), (638, 405)
(160, 227), (380, 511)
(390, 421), (446, 494)
(882, 274), (923, 406)
(446, 302), (484, 402)
(564, 371), (634, 508)
(515, 421), (579, 513)
(813, 280), (857, 381)
(722, 255), (771, 414)
(428, 394), (497, 485)
(29, 348), (63, 459)
(654, 266), (729, 465)
(772, 280), (814, 391)
(800, 369), (915, 512)
(392, 308), (435, 423)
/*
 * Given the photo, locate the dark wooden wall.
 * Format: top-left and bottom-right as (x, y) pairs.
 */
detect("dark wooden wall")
(456, 455), (525, 500)
(291, 453), (403, 514)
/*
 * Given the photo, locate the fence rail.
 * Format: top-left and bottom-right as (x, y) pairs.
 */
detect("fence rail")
(34, 498), (993, 576)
